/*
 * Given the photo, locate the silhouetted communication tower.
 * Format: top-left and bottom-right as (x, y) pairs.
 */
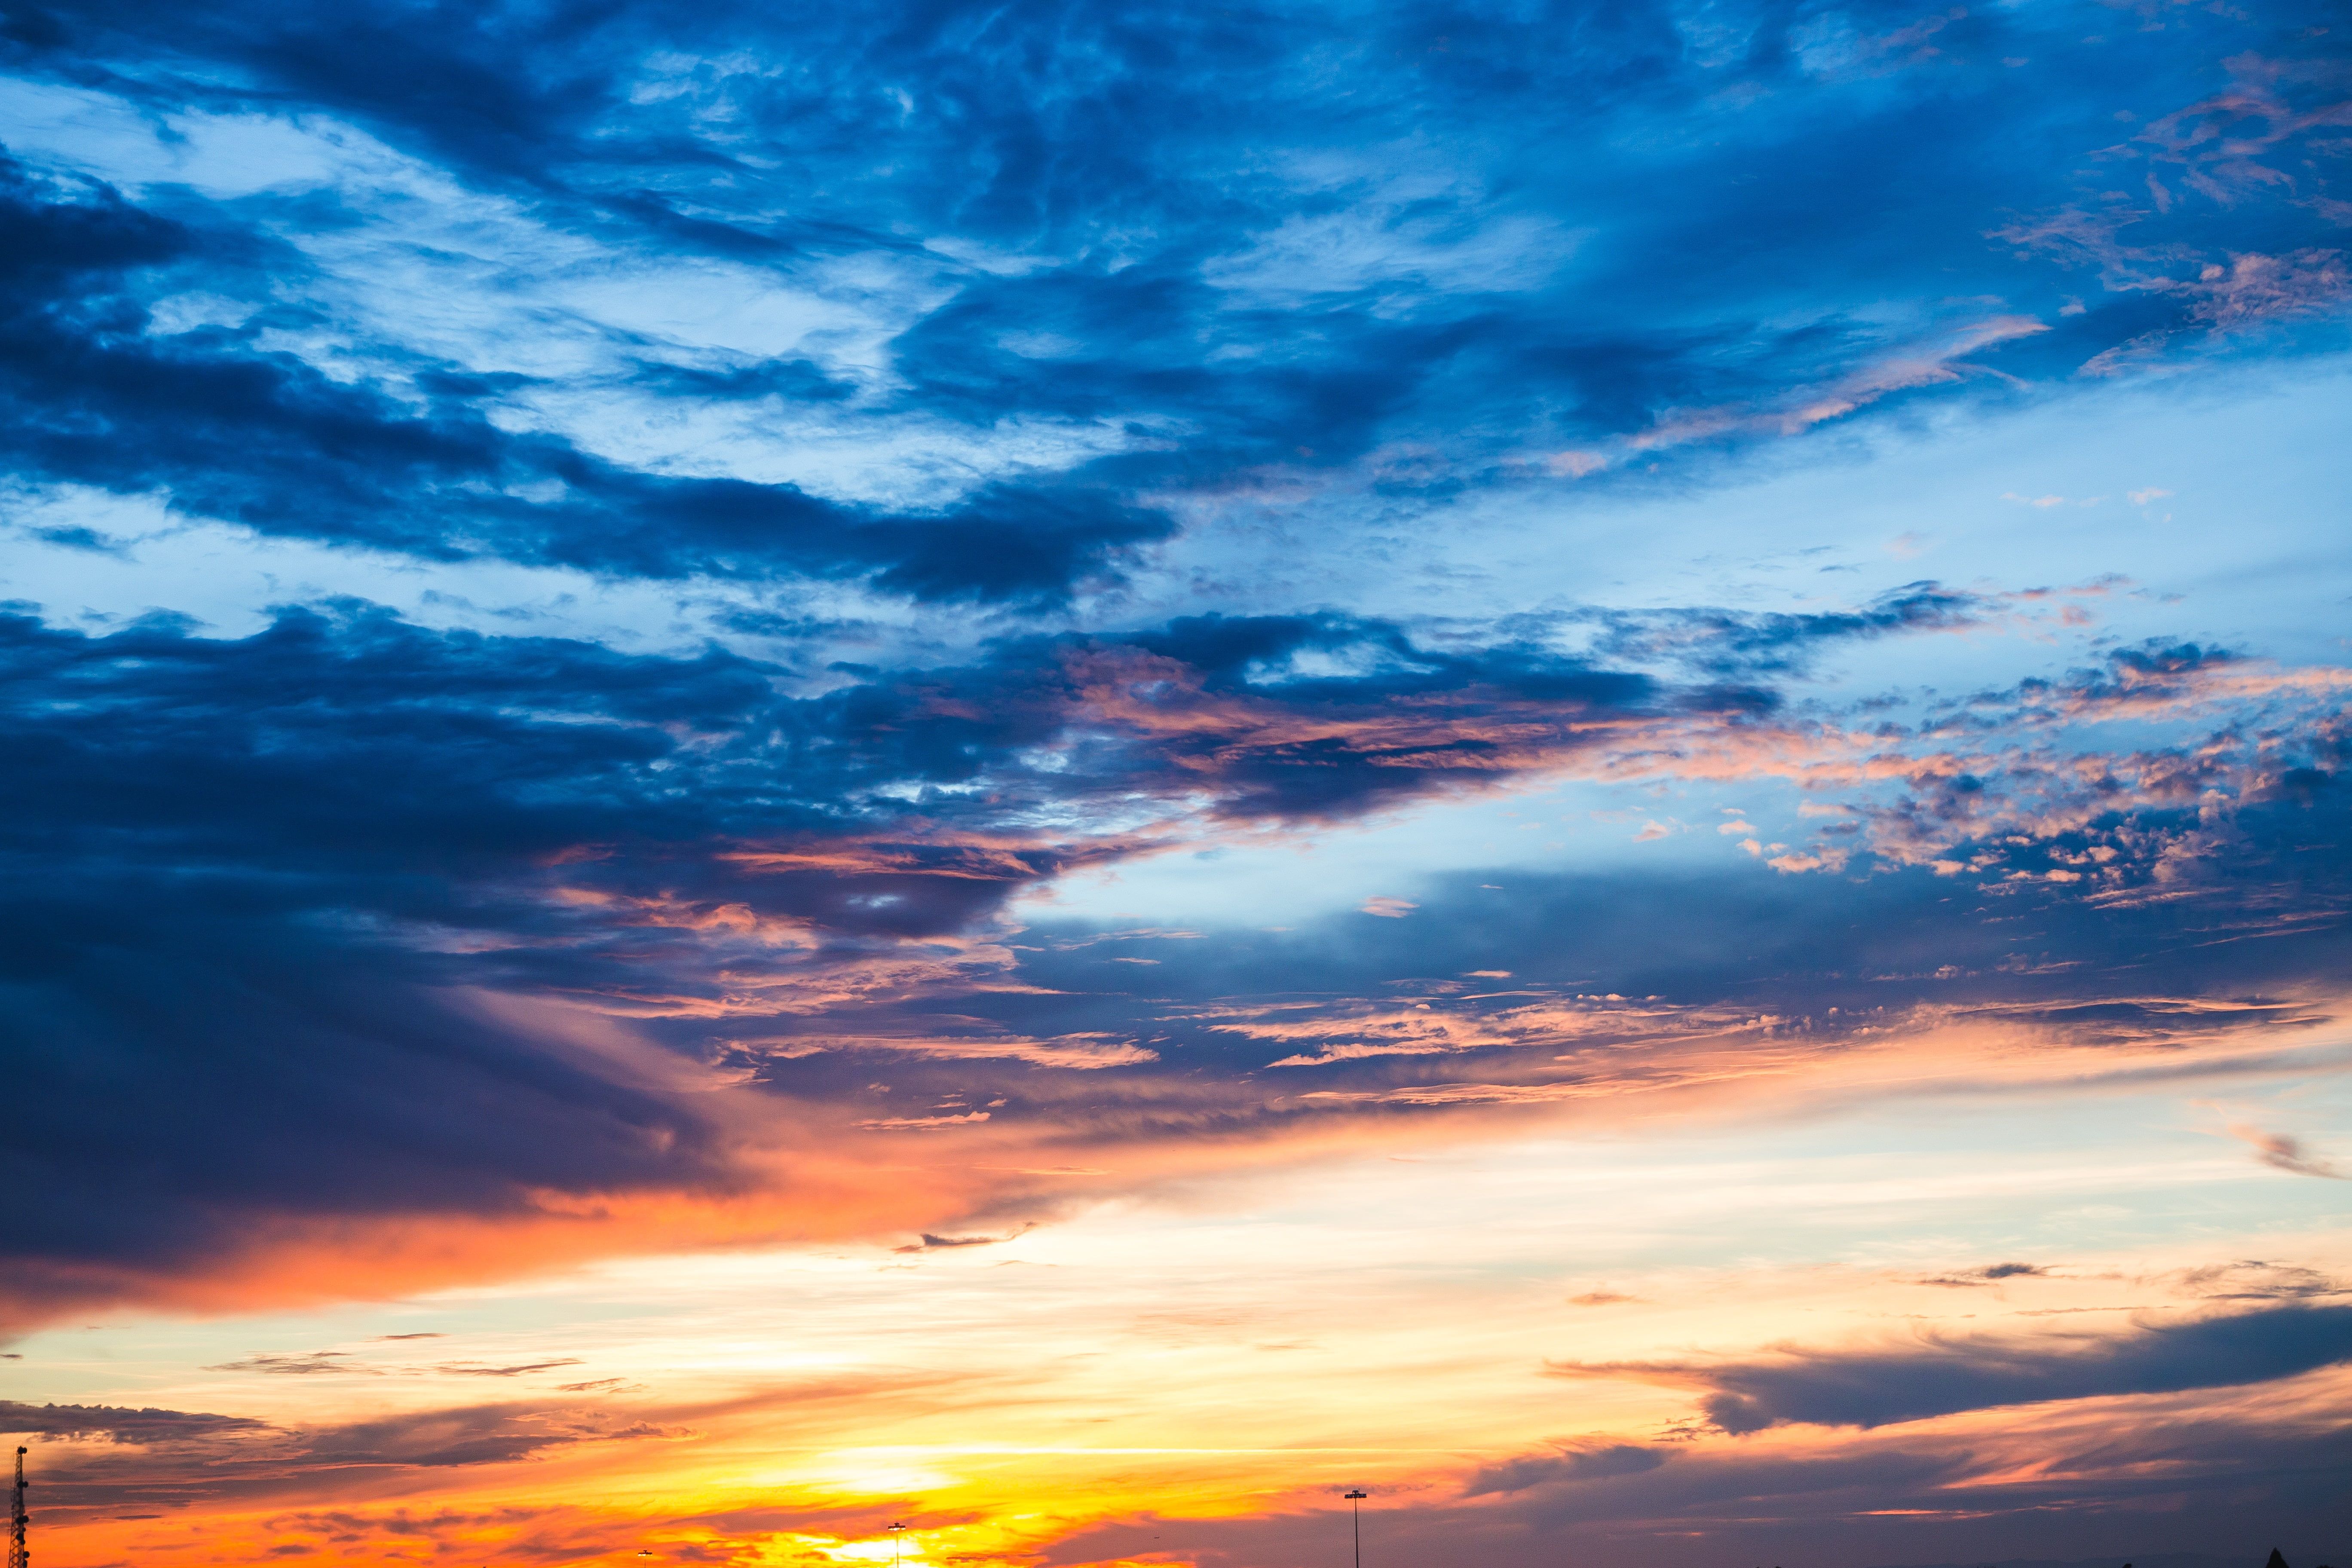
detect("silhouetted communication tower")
(8, 1446), (27, 1568)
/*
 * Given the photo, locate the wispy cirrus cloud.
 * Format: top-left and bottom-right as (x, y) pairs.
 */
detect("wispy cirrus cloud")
(2228, 1125), (2347, 1179)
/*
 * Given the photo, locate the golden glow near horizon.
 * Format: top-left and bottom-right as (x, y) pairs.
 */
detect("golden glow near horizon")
(18, 1055), (2352, 1567)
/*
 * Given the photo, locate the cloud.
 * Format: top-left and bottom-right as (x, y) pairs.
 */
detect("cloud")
(2228, 1126), (2346, 1179)
(205, 1351), (586, 1378)
(0, 596), (1624, 1305)
(207, 1353), (377, 1377)
(893, 1227), (1032, 1253)
(1916, 1262), (2051, 1287)
(2184, 250), (2351, 331)
(0, 597), (1776, 1315)
(0, 0), (2338, 634)
(0, 157), (1170, 607)
(0, 1401), (266, 1444)
(12, 1379), (923, 1528)
(1050, 1406), (2352, 1568)
(2172, 1260), (2344, 1301)
(1551, 1303), (2352, 1432)
(1580, 583), (1990, 678)
(10, 583), (2346, 1321)
(1648, 638), (2352, 896)
(0, 7), (2344, 1565)
(0, 0), (2344, 1349)
(854, 1111), (993, 1130)
(294, 1404), (666, 1468)
(1464, 1442), (1670, 1494)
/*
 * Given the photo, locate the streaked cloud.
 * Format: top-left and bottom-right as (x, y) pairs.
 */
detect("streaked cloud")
(1550, 1303), (2352, 1432)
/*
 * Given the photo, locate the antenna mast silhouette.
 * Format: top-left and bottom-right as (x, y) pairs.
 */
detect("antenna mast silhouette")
(8, 1446), (27, 1568)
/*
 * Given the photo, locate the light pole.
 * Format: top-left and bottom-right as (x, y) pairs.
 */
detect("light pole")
(1343, 1489), (1366, 1568)
(888, 1520), (907, 1568)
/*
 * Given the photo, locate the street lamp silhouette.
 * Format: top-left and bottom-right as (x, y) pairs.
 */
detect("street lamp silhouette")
(887, 1520), (908, 1568)
(1343, 1489), (1367, 1568)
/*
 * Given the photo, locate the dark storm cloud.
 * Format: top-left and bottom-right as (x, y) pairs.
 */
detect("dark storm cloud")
(1553, 1303), (2352, 1433)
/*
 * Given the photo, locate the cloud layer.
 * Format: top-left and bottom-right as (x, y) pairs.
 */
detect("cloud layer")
(1, 0), (2350, 1563)
(1553, 1303), (2352, 1433)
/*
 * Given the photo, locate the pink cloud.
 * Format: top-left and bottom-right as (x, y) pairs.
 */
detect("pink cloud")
(2227, 1124), (2346, 1179)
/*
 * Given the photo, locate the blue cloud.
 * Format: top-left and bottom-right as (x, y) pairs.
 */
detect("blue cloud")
(0, 155), (1173, 602)
(3, 589), (2346, 1306)
(0, 0), (2341, 612)
(0, 0), (2349, 1440)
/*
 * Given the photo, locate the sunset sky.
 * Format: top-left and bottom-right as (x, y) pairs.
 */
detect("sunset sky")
(2, 1), (2350, 1565)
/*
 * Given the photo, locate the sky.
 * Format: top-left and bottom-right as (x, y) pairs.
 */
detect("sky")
(0, 0), (2349, 1565)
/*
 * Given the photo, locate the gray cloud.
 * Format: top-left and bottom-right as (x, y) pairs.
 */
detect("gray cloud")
(1551, 1303), (2352, 1433)
(206, 1351), (586, 1379)
(205, 1352), (375, 1376)
(1917, 1262), (2051, 1288)
(0, 1401), (266, 1444)
(1047, 1412), (2352, 1568)
(1465, 1442), (1671, 1494)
